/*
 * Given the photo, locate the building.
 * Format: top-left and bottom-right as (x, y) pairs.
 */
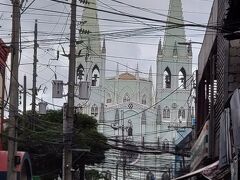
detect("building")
(75, 0), (193, 179)
(0, 39), (9, 151)
(175, 0), (240, 179)
(0, 151), (32, 180)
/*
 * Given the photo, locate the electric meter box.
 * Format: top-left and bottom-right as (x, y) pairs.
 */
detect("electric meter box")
(52, 80), (63, 98)
(39, 101), (48, 115)
(79, 81), (90, 100)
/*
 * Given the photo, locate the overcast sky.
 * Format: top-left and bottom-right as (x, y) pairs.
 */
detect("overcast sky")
(0, 0), (213, 112)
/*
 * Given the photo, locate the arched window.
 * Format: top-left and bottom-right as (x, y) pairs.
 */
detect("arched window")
(163, 106), (170, 118)
(164, 139), (169, 151)
(167, 108), (170, 118)
(163, 109), (166, 118)
(142, 94), (147, 105)
(182, 108), (185, 119)
(162, 141), (165, 151)
(164, 67), (171, 88)
(161, 172), (170, 180)
(178, 107), (185, 119)
(123, 93), (130, 102)
(146, 171), (154, 180)
(77, 64), (85, 81)
(106, 93), (112, 104)
(178, 109), (182, 118)
(92, 65), (100, 86)
(141, 111), (146, 125)
(178, 67), (186, 89)
(91, 104), (98, 116)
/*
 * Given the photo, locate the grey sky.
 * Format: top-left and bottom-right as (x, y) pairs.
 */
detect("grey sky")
(0, 0), (213, 112)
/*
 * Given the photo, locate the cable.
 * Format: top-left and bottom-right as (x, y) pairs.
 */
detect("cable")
(46, 0), (233, 33)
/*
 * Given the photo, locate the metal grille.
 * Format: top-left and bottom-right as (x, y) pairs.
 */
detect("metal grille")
(214, 35), (225, 139)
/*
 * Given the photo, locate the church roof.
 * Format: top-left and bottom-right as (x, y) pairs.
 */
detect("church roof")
(118, 72), (136, 80)
(106, 72), (150, 82)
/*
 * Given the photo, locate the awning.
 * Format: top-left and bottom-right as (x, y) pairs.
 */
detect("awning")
(174, 161), (219, 180)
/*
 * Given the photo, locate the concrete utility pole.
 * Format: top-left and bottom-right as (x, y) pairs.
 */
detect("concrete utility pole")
(115, 163), (118, 180)
(63, 0), (76, 179)
(23, 75), (27, 115)
(32, 19), (38, 129)
(7, 0), (21, 179)
(23, 75), (27, 127)
(121, 111), (126, 180)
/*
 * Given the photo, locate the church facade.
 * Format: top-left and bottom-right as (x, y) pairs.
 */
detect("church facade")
(75, 0), (193, 179)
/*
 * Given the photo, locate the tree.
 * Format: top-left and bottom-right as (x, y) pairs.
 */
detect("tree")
(3, 110), (109, 180)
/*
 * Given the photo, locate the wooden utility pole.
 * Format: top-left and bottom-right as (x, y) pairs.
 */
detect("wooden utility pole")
(32, 19), (38, 128)
(63, 0), (76, 179)
(7, 0), (21, 179)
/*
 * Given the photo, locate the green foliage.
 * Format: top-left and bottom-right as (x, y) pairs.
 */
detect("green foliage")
(3, 110), (109, 179)
(85, 169), (101, 180)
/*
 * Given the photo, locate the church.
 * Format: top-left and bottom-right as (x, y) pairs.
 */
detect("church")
(75, 0), (193, 179)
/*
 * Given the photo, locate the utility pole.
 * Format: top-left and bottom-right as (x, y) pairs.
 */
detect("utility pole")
(23, 75), (27, 115)
(7, 0), (21, 179)
(115, 163), (118, 180)
(23, 75), (27, 127)
(121, 110), (126, 180)
(32, 19), (38, 129)
(63, 0), (76, 179)
(122, 125), (126, 180)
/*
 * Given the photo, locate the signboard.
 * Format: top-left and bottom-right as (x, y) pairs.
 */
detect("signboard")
(190, 121), (209, 171)
(0, 39), (10, 63)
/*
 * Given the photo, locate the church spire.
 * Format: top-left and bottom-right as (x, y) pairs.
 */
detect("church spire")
(157, 38), (163, 56)
(187, 41), (192, 57)
(135, 63), (139, 80)
(148, 66), (152, 82)
(102, 37), (106, 54)
(163, 0), (187, 57)
(78, 0), (101, 55)
(115, 63), (119, 79)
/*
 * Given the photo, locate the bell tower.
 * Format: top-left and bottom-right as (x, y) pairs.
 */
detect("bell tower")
(75, 0), (105, 87)
(155, 0), (192, 125)
(75, 0), (106, 117)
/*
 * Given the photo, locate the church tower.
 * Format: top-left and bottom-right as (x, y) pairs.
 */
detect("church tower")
(156, 0), (192, 127)
(75, 0), (106, 118)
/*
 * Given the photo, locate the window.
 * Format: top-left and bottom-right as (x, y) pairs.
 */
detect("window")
(92, 65), (100, 86)
(162, 139), (169, 152)
(167, 108), (170, 118)
(77, 64), (85, 81)
(141, 111), (146, 125)
(163, 67), (171, 88)
(165, 140), (169, 151)
(142, 94), (147, 105)
(106, 93), (112, 103)
(123, 93), (130, 102)
(178, 67), (186, 89)
(163, 106), (170, 118)
(91, 104), (98, 116)
(178, 107), (185, 119)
